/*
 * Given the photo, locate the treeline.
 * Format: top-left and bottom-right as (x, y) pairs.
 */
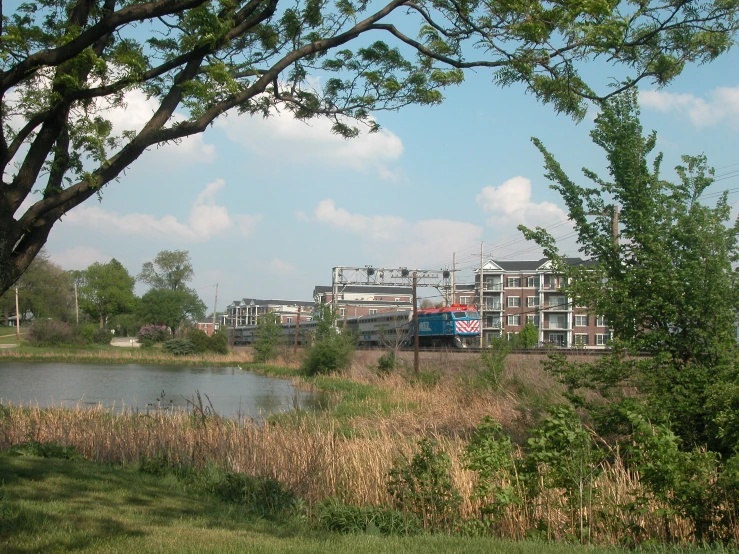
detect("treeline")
(1, 249), (222, 349)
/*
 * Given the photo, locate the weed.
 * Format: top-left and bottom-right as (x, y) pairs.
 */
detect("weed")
(317, 498), (421, 535)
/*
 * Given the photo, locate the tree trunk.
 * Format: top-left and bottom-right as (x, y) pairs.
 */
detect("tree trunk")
(99, 314), (104, 329)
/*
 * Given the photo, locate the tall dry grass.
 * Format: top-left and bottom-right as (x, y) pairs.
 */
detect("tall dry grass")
(0, 399), (703, 545)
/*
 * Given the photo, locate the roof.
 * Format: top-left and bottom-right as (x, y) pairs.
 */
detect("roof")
(475, 257), (596, 272)
(313, 285), (413, 295)
(229, 298), (315, 308)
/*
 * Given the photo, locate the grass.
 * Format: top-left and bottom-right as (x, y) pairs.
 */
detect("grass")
(0, 450), (729, 554)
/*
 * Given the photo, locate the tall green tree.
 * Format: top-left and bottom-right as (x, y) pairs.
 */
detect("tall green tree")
(137, 288), (207, 336)
(520, 90), (739, 453)
(0, 251), (72, 325)
(1, 0), (738, 295)
(78, 259), (137, 329)
(252, 312), (282, 362)
(138, 250), (195, 291)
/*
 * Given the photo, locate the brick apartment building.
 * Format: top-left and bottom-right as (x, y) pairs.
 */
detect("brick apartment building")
(453, 258), (611, 349)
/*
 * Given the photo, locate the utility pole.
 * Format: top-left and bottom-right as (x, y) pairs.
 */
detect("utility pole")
(451, 252), (456, 305)
(412, 272), (419, 375)
(479, 242), (484, 348)
(212, 283), (218, 336)
(15, 287), (20, 340)
(294, 306), (301, 354)
(74, 282), (79, 324)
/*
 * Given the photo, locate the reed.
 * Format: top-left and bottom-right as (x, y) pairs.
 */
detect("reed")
(0, 400), (708, 545)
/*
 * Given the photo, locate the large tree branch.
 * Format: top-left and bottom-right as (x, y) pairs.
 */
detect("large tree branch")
(0, 0), (210, 94)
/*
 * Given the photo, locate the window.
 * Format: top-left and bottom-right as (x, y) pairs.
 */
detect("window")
(507, 296), (521, 307)
(460, 296), (469, 304)
(596, 334), (609, 345)
(526, 315), (539, 327)
(286, 317), (293, 323)
(339, 308), (345, 317)
(507, 277), (521, 288)
(526, 296), (540, 307)
(394, 298), (401, 302)
(574, 315), (588, 327)
(486, 316), (501, 328)
(369, 309), (377, 315)
(526, 276), (540, 288)
(547, 296), (567, 309)
(507, 314), (521, 326)
(596, 316), (607, 327)
(574, 334), (589, 346)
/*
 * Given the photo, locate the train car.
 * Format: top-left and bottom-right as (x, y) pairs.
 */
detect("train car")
(346, 311), (412, 347)
(409, 304), (481, 348)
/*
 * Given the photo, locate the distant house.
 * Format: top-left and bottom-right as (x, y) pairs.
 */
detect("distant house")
(226, 299), (315, 327)
(313, 285), (413, 319)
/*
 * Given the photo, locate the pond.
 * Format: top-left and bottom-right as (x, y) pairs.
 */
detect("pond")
(0, 363), (323, 420)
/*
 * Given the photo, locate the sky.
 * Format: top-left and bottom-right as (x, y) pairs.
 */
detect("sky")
(31, 29), (739, 314)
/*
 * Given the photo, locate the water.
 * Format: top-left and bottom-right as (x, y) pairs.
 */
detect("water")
(0, 363), (324, 420)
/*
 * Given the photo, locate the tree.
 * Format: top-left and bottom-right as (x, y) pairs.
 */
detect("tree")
(78, 259), (137, 328)
(137, 288), (206, 336)
(0, 250), (72, 325)
(1, 0), (738, 295)
(252, 312), (282, 362)
(518, 321), (539, 349)
(520, 90), (739, 453)
(138, 250), (195, 291)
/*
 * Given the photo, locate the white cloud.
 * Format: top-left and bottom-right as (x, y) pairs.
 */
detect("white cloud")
(64, 179), (262, 242)
(269, 258), (297, 275)
(313, 199), (406, 239)
(217, 109), (404, 179)
(105, 90), (217, 163)
(640, 86), (739, 128)
(303, 199), (482, 267)
(476, 176), (568, 228)
(49, 246), (111, 270)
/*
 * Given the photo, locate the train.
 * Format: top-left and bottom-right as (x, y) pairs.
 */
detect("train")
(231, 304), (481, 349)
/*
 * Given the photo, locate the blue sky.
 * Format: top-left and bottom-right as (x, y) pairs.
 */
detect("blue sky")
(42, 43), (739, 313)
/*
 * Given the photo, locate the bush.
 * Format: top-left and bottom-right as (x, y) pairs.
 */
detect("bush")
(187, 328), (229, 354)
(377, 351), (397, 377)
(91, 328), (111, 345)
(7, 441), (79, 460)
(317, 498), (421, 536)
(188, 328), (211, 353)
(302, 333), (355, 376)
(27, 320), (80, 346)
(138, 324), (168, 346)
(162, 338), (196, 356)
(209, 330), (229, 354)
(387, 438), (462, 531)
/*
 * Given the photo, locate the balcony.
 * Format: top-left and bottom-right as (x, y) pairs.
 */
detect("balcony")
(542, 320), (570, 330)
(542, 282), (562, 291)
(484, 320), (503, 329)
(482, 282), (503, 291)
(541, 300), (569, 311)
(484, 303), (502, 311)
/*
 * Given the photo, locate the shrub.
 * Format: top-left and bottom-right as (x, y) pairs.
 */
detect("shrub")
(387, 438), (462, 531)
(162, 338), (196, 356)
(91, 328), (111, 345)
(138, 324), (168, 346)
(27, 320), (80, 346)
(302, 333), (355, 376)
(377, 351), (397, 377)
(78, 323), (97, 344)
(208, 330), (229, 354)
(188, 328), (211, 353)
(7, 441), (79, 460)
(317, 498), (421, 536)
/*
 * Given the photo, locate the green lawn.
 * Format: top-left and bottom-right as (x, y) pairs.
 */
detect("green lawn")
(0, 451), (729, 554)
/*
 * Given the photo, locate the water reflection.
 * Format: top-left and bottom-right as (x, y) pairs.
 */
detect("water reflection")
(0, 362), (324, 421)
